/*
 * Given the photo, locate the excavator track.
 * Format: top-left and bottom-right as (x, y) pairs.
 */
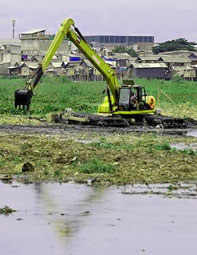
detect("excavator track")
(54, 110), (197, 129)
(144, 115), (197, 128)
(54, 111), (130, 127)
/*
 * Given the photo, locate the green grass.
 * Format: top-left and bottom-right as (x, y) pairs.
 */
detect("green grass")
(0, 76), (105, 117)
(154, 142), (171, 151)
(0, 76), (197, 119)
(134, 77), (197, 119)
(79, 158), (116, 174)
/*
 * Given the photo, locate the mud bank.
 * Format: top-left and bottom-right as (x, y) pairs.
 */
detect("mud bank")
(0, 123), (196, 136)
(0, 125), (197, 184)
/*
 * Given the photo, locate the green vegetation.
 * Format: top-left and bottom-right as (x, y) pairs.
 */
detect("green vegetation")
(0, 76), (197, 123)
(0, 77), (196, 185)
(154, 142), (171, 151)
(152, 38), (196, 54)
(0, 76), (105, 121)
(0, 132), (197, 184)
(134, 77), (197, 120)
(79, 158), (116, 174)
(0, 206), (16, 215)
(112, 45), (138, 57)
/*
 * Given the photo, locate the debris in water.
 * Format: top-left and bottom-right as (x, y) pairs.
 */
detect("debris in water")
(0, 175), (13, 183)
(16, 162), (34, 172)
(0, 206), (16, 215)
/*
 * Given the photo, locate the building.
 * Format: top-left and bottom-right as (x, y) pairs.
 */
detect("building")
(1, 44), (21, 65)
(126, 63), (170, 79)
(84, 35), (154, 51)
(160, 56), (191, 68)
(0, 39), (21, 47)
(20, 62), (39, 77)
(0, 42), (21, 75)
(136, 56), (163, 63)
(20, 29), (70, 58)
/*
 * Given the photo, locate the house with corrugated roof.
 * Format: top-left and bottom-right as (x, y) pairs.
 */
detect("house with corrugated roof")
(160, 56), (191, 68)
(187, 53), (197, 64)
(172, 65), (197, 81)
(136, 56), (163, 63)
(20, 62), (39, 76)
(7, 62), (21, 76)
(63, 59), (89, 81)
(126, 62), (170, 79)
(49, 62), (64, 75)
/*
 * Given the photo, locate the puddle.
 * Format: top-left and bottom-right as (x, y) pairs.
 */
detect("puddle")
(170, 143), (197, 151)
(74, 138), (99, 144)
(1, 182), (197, 255)
(187, 130), (197, 137)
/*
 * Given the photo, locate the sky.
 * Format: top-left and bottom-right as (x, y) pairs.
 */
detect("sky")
(1, 0), (197, 42)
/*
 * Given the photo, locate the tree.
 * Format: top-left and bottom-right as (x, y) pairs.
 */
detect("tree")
(152, 38), (196, 54)
(112, 45), (138, 57)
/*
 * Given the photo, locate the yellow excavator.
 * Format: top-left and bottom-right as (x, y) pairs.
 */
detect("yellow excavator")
(15, 18), (156, 120)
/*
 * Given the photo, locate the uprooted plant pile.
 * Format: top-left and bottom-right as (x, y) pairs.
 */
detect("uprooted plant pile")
(0, 131), (197, 185)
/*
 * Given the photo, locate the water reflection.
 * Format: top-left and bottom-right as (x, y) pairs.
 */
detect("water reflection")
(187, 129), (197, 137)
(1, 181), (197, 255)
(33, 183), (106, 243)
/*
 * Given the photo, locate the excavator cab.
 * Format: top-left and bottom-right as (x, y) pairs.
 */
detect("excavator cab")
(118, 86), (132, 110)
(118, 85), (149, 111)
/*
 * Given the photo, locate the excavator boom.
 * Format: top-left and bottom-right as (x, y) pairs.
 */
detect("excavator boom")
(14, 17), (156, 118)
(15, 18), (119, 109)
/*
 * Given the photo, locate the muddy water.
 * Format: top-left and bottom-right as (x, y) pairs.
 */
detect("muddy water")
(171, 129), (197, 151)
(187, 129), (197, 137)
(1, 182), (197, 255)
(170, 142), (197, 151)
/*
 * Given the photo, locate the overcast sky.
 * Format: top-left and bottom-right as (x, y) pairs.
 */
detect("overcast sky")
(1, 0), (197, 42)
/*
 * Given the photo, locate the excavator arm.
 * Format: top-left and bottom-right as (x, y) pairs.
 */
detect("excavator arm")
(15, 18), (119, 109)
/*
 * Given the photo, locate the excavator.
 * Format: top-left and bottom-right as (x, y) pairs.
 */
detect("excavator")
(15, 18), (156, 122)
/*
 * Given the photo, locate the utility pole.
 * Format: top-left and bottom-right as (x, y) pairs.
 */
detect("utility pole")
(12, 19), (16, 39)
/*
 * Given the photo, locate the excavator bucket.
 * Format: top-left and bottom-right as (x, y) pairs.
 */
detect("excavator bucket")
(15, 89), (33, 110)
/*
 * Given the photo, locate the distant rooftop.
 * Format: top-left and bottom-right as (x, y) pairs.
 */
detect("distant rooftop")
(84, 35), (154, 44)
(21, 29), (45, 35)
(131, 63), (168, 68)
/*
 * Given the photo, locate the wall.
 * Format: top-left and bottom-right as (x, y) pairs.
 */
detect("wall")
(0, 62), (10, 75)
(21, 38), (70, 56)
(21, 66), (30, 76)
(3, 53), (21, 65)
(136, 68), (167, 78)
